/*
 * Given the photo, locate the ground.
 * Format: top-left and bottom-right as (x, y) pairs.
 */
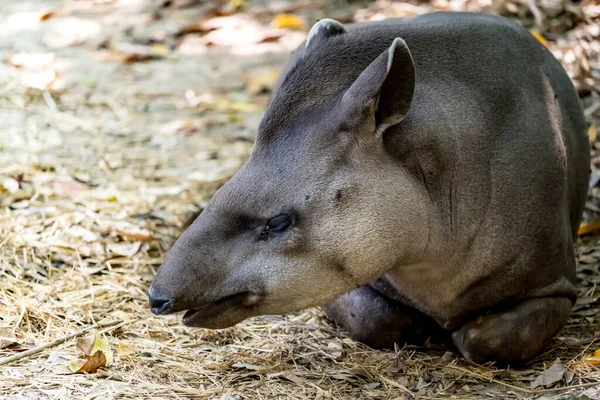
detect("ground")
(0, 0), (599, 399)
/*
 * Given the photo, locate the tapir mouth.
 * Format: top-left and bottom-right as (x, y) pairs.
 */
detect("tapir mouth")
(182, 291), (259, 327)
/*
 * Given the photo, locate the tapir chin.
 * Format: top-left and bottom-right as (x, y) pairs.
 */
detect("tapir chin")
(149, 12), (590, 364)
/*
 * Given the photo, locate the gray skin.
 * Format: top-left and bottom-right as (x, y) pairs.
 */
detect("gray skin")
(149, 12), (590, 365)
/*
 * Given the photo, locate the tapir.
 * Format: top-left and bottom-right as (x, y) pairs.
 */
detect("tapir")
(149, 12), (590, 364)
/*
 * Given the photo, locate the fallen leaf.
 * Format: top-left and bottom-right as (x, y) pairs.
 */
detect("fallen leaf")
(416, 376), (430, 389)
(106, 241), (141, 257)
(1, 178), (19, 193)
(69, 350), (107, 373)
(585, 349), (600, 365)
(39, 10), (56, 21)
(271, 14), (305, 30)
(531, 358), (566, 388)
(116, 228), (154, 241)
(589, 123), (598, 144)
(231, 363), (264, 371)
(76, 334), (96, 355)
(76, 334), (114, 366)
(578, 221), (600, 236)
(0, 327), (18, 349)
(326, 340), (343, 359)
(47, 351), (69, 364)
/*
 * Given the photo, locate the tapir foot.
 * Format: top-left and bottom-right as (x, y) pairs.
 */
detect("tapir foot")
(322, 285), (443, 348)
(452, 297), (572, 365)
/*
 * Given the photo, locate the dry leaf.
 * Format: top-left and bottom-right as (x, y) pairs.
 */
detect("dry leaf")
(69, 350), (107, 373)
(39, 10), (56, 21)
(47, 351), (69, 364)
(531, 358), (566, 388)
(1, 178), (19, 193)
(271, 14), (305, 30)
(231, 363), (264, 371)
(106, 241), (141, 257)
(0, 327), (18, 349)
(589, 123), (598, 144)
(62, 334), (112, 374)
(578, 221), (600, 236)
(586, 349), (600, 366)
(327, 341), (343, 359)
(117, 227), (154, 241)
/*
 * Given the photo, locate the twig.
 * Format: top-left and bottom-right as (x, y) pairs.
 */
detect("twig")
(0, 319), (123, 367)
(527, 0), (543, 29)
(446, 365), (534, 393)
(446, 365), (600, 394)
(585, 102), (600, 118)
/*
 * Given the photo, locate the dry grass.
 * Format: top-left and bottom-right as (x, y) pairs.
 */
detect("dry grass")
(1, 0), (600, 399)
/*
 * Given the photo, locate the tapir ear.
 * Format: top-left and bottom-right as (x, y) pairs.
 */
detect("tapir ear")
(342, 38), (415, 136)
(305, 18), (347, 51)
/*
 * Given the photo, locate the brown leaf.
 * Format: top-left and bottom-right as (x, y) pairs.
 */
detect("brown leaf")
(76, 333), (96, 355)
(578, 220), (600, 236)
(39, 10), (56, 21)
(117, 228), (154, 242)
(69, 350), (107, 373)
(0, 327), (18, 349)
(75, 333), (113, 366)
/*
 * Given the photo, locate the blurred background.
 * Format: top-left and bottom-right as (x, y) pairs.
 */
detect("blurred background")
(0, 1), (599, 399)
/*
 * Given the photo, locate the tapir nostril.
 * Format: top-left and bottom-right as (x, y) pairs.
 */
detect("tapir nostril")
(148, 286), (174, 315)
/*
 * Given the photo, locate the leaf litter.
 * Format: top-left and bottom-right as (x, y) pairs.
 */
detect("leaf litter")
(0, 0), (599, 399)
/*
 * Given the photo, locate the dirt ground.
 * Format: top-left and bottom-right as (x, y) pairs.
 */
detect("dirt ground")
(0, 0), (599, 399)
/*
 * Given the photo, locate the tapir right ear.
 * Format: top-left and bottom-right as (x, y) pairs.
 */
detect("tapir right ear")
(305, 18), (347, 52)
(342, 38), (415, 136)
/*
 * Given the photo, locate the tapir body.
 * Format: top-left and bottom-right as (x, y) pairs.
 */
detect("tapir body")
(150, 12), (590, 364)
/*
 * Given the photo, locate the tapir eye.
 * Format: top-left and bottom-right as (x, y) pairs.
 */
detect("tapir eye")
(260, 214), (294, 240)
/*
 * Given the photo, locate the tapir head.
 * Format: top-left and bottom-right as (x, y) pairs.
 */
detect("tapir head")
(149, 19), (427, 328)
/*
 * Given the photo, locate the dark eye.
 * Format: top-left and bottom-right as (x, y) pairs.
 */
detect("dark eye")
(260, 214), (294, 240)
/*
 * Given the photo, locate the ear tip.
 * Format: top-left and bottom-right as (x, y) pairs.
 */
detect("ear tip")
(387, 37), (412, 68)
(306, 18), (347, 49)
(391, 37), (409, 50)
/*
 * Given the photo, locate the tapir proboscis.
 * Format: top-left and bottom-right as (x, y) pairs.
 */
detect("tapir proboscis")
(149, 12), (590, 365)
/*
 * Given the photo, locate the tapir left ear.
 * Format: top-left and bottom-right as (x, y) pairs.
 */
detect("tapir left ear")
(305, 18), (347, 52)
(342, 38), (415, 136)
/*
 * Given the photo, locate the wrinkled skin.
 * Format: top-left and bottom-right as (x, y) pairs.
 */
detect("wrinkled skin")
(149, 12), (589, 364)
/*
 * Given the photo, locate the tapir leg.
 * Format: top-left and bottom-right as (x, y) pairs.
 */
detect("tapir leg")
(322, 285), (443, 348)
(452, 297), (572, 365)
